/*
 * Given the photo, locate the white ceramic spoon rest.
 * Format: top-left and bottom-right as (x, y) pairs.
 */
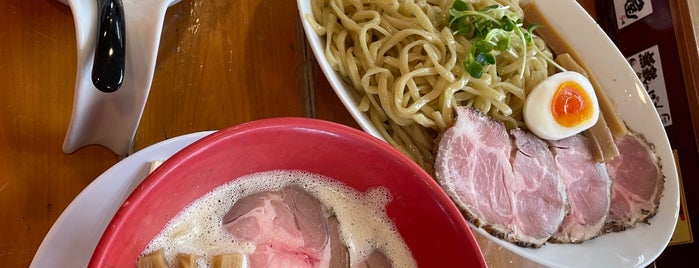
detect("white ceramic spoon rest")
(60, 0), (181, 157)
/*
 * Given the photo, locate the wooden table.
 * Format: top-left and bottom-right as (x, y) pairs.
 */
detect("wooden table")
(0, 0), (598, 267)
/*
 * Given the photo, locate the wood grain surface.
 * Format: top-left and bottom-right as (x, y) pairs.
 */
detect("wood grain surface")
(0, 0), (659, 267)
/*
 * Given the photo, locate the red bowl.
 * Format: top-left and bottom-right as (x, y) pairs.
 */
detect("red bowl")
(88, 117), (486, 267)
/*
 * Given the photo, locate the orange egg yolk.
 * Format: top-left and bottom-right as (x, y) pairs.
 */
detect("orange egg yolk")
(551, 81), (594, 128)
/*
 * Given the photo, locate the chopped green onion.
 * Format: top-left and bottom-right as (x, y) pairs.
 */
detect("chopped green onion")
(448, 0), (541, 78)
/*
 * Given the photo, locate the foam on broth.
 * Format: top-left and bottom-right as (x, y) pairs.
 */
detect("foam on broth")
(141, 170), (416, 268)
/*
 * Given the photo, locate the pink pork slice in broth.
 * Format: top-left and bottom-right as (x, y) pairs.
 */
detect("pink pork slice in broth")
(604, 133), (664, 232)
(548, 135), (612, 243)
(222, 185), (348, 268)
(435, 107), (567, 248)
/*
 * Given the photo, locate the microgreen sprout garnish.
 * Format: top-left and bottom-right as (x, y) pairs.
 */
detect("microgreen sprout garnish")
(448, 1), (541, 79)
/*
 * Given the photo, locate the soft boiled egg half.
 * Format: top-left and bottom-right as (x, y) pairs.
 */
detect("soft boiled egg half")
(524, 71), (599, 140)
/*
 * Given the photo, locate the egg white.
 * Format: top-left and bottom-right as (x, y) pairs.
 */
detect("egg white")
(523, 71), (599, 140)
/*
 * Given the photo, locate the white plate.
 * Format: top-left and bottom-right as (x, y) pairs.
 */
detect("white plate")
(297, 0), (680, 267)
(30, 131), (214, 268)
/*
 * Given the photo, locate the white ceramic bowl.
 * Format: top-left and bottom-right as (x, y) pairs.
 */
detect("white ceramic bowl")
(296, 0), (680, 267)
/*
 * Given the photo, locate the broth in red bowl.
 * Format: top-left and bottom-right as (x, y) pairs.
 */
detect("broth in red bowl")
(88, 117), (486, 267)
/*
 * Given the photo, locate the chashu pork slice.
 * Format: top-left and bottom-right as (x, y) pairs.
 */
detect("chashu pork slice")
(549, 135), (612, 243)
(604, 132), (664, 232)
(435, 107), (568, 248)
(222, 185), (349, 268)
(510, 129), (570, 245)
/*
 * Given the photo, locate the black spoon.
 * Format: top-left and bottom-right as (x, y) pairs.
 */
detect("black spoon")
(92, 0), (125, 93)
